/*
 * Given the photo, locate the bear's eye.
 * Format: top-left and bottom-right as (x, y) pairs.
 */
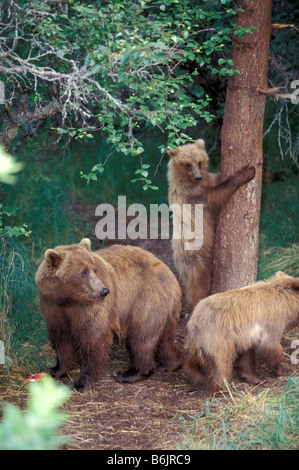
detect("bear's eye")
(81, 270), (89, 280)
(185, 163), (192, 170)
(198, 162), (202, 169)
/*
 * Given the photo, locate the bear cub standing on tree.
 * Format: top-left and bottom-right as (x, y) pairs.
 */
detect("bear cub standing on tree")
(186, 272), (299, 393)
(168, 139), (255, 309)
(36, 239), (183, 393)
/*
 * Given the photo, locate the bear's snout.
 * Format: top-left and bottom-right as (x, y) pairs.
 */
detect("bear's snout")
(93, 286), (110, 303)
(100, 287), (110, 298)
(194, 175), (202, 182)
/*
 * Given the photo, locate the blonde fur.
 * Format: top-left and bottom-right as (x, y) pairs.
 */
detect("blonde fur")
(168, 139), (255, 309)
(186, 272), (299, 393)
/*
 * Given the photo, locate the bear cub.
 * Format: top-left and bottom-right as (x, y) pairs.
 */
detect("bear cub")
(186, 271), (299, 393)
(168, 139), (255, 309)
(36, 239), (183, 392)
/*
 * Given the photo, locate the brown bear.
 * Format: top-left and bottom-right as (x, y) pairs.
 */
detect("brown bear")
(168, 139), (255, 309)
(185, 272), (299, 393)
(36, 239), (183, 393)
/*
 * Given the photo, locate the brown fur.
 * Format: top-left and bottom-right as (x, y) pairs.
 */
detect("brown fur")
(185, 271), (299, 393)
(168, 139), (255, 309)
(36, 239), (183, 393)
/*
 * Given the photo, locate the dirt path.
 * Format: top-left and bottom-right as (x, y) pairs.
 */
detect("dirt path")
(61, 350), (205, 450)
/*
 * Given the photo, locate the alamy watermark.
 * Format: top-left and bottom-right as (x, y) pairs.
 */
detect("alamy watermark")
(95, 196), (203, 251)
(0, 340), (5, 365)
(290, 340), (299, 365)
(0, 81), (4, 105)
(290, 80), (299, 105)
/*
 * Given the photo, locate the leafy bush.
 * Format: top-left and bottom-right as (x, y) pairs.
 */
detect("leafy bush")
(0, 375), (71, 450)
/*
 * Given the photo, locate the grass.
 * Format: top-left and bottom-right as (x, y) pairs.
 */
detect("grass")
(259, 177), (298, 249)
(0, 239), (48, 371)
(176, 376), (299, 450)
(258, 244), (299, 279)
(257, 171), (298, 279)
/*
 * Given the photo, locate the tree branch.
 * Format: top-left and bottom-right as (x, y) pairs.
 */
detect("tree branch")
(0, 100), (62, 150)
(257, 86), (286, 99)
(271, 23), (299, 32)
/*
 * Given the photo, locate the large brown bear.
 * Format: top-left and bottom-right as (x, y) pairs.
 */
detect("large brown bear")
(186, 272), (299, 393)
(168, 139), (255, 309)
(36, 239), (183, 393)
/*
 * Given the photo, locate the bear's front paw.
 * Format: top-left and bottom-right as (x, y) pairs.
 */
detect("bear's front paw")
(73, 375), (92, 393)
(237, 165), (256, 185)
(113, 370), (128, 383)
(47, 366), (66, 380)
(113, 368), (153, 383)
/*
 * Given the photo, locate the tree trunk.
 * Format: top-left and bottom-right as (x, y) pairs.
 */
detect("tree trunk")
(211, 0), (272, 294)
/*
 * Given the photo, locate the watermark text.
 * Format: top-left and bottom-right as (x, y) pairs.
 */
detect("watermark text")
(290, 80), (299, 104)
(290, 339), (299, 365)
(0, 81), (4, 105)
(0, 341), (5, 364)
(95, 196), (203, 251)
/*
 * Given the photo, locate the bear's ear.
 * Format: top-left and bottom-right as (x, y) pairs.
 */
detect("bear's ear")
(45, 249), (63, 268)
(275, 271), (285, 278)
(168, 147), (177, 158)
(79, 238), (91, 251)
(195, 139), (206, 150)
(274, 271), (298, 290)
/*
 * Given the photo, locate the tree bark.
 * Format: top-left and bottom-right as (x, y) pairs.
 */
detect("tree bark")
(211, 0), (272, 294)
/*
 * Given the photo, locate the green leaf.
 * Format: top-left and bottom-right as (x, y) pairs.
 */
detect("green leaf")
(118, 71), (127, 83)
(90, 64), (103, 74)
(120, 50), (135, 67)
